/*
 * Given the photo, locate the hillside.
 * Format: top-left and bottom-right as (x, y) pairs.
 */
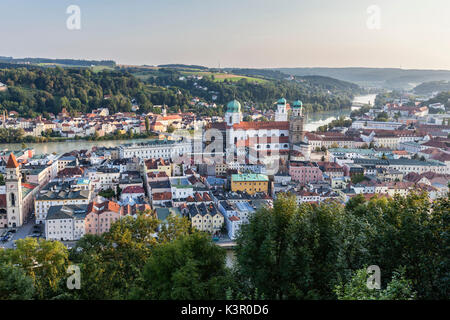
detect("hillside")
(413, 80), (450, 95)
(129, 65), (362, 113)
(0, 63), (362, 118)
(0, 66), (190, 118)
(0, 56), (116, 68)
(421, 91), (450, 112)
(274, 67), (450, 90)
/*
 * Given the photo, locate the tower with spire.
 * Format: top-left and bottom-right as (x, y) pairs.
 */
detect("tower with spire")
(5, 153), (23, 228)
(289, 100), (305, 144)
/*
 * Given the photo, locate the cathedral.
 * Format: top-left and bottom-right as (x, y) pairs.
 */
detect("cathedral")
(0, 153), (36, 228)
(209, 98), (309, 171)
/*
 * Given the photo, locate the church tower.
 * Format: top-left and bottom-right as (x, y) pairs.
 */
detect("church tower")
(289, 100), (305, 144)
(5, 153), (23, 228)
(275, 98), (288, 122)
(225, 100), (242, 126)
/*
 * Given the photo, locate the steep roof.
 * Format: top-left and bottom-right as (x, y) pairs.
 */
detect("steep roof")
(6, 153), (19, 168)
(232, 121), (289, 131)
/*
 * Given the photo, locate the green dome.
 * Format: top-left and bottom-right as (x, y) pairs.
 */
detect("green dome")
(277, 98), (287, 104)
(293, 100), (303, 108)
(226, 100), (241, 113)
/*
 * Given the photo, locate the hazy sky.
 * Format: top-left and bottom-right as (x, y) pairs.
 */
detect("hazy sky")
(0, 0), (449, 69)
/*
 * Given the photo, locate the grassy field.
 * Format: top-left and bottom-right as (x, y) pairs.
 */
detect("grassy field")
(126, 65), (268, 84)
(180, 71), (268, 83)
(91, 65), (115, 72)
(34, 63), (115, 73)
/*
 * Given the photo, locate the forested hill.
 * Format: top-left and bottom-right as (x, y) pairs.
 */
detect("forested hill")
(0, 56), (115, 67)
(413, 80), (450, 95)
(139, 66), (362, 113)
(421, 91), (450, 111)
(0, 64), (362, 118)
(227, 68), (361, 92)
(0, 67), (189, 118)
(275, 67), (450, 90)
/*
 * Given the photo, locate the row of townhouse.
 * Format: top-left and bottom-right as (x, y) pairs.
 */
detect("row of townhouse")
(181, 202), (224, 234)
(360, 130), (427, 149)
(45, 200), (151, 241)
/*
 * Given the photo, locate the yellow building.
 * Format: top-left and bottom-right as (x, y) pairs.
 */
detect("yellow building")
(184, 203), (224, 234)
(231, 174), (269, 195)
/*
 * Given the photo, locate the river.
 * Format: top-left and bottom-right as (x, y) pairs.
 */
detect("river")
(304, 93), (376, 132)
(0, 95), (376, 156)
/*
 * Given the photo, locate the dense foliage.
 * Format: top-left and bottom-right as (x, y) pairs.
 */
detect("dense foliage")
(317, 116), (352, 132)
(0, 66), (163, 118)
(232, 193), (449, 300)
(422, 91), (450, 113)
(0, 193), (447, 300)
(0, 64), (362, 119)
(413, 81), (450, 95)
(146, 68), (358, 113)
(0, 57), (115, 67)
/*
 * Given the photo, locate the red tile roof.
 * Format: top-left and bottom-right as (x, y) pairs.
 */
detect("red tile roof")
(152, 192), (172, 201)
(6, 153), (19, 168)
(232, 121), (289, 131)
(88, 201), (121, 214)
(122, 186), (145, 194)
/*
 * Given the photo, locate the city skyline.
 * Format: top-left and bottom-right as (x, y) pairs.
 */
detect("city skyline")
(0, 0), (449, 70)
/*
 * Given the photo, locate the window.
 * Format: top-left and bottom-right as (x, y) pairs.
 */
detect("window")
(10, 193), (15, 206)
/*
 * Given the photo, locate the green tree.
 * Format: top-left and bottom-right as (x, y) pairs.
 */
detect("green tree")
(145, 116), (150, 133)
(132, 232), (229, 299)
(234, 193), (298, 299)
(98, 188), (115, 199)
(0, 263), (35, 300)
(157, 215), (192, 244)
(167, 124), (175, 133)
(351, 174), (366, 184)
(287, 202), (353, 299)
(345, 193), (450, 299)
(335, 267), (416, 300)
(0, 238), (69, 299)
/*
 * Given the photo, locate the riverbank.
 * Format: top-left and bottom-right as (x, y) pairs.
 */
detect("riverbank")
(0, 95), (377, 155)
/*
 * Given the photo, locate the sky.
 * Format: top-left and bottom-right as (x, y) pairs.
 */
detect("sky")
(0, 0), (449, 69)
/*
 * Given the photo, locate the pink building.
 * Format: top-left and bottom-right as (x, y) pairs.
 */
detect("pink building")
(85, 200), (122, 235)
(289, 161), (323, 185)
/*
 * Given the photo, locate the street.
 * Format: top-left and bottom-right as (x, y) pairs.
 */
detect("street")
(0, 219), (41, 249)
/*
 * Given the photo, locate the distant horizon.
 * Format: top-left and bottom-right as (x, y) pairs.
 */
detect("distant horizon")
(2, 54), (450, 72)
(1, 0), (449, 70)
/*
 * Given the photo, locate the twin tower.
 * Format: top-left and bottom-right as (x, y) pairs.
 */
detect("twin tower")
(225, 98), (305, 144)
